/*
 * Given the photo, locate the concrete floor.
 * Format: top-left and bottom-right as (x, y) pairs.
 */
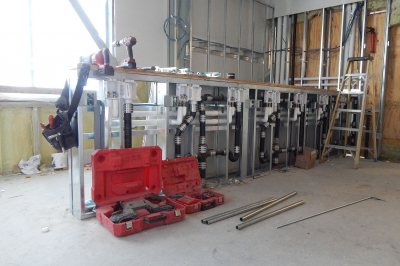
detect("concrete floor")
(0, 158), (399, 266)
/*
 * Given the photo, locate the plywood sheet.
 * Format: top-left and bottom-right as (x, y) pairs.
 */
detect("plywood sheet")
(294, 21), (304, 78)
(326, 9), (342, 82)
(305, 13), (322, 82)
(383, 24), (400, 141)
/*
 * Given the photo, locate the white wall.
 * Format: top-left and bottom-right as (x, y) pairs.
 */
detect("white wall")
(271, 0), (360, 17)
(114, 0), (168, 67)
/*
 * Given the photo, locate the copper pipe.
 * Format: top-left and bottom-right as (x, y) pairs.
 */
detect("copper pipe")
(202, 197), (277, 225)
(240, 191), (297, 221)
(236, 200), (305, 230)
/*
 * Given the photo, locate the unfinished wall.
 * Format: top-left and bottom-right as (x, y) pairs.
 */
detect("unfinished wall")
(291, 1), (400, 161)
(381, 25), (400, 161)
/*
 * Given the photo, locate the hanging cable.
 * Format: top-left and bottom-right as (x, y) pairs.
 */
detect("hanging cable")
(342, 2), (364, 46)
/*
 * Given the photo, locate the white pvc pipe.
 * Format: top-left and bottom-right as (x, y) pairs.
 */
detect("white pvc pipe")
(206, 119), (228, 125)
(291, 107), (300, 121)
(169, 106), (187, 125)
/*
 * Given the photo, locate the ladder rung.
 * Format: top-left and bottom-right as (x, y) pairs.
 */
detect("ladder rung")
(341, 91), (364, 95)
(337, 109), (362, 113)
(326, 145), (356, 151)
(332, 127), (360, 132)
(326, 145), (371, 151)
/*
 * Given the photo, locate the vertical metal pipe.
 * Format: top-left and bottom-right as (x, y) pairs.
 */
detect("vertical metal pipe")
(301, 12), (308, 86)
(269, 123), (273, 171)
(276, 17), (282, 83)
(337, 4), (345, 91)
(238, 0), (243, 79)
(173, 0), (178, 67)
(225, 89), (230, 181)
(359, 1), (367, 65)
(207, 0), (211, 71)
(189, 0), (193, 70)
(286, 93), (290, 169)
(270, 10), (276, 83)
(289, 14), (297, 85)
(252, 90), (258, 175)
(251, 0), (255, 80)
(223, 0), (227, 76)
(325, 8), (333, 90)
(262, 5), (267, 82)
(378, 0), (392, 156)
(318, 8), (326, 89)
(284, 16), (291, 84)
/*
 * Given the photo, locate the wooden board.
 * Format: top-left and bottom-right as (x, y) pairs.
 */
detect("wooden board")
(113, 68), (332, 93)
(305, 13), (322, 82)
(383, 24), (400, 142)
(294, 21), (304, 78)
(326, 9), (342, 85)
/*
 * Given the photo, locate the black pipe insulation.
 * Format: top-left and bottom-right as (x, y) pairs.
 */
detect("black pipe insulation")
(124, 103), (133, 148)
(289, 14), (297, 86)
(316, 122), (321, 153)
(259, 124), (269, 164)
(197, 101), (226, 178)
(207, 150), (226, 157)
(174, 101), (197, 158)
(124, 113), (132, 148)
(229, 102), (242, 162)
(298, 111), (306, 153)
(201, 94), (226, 102)
(272, 111), (280, 165)
(198, 102), (207, 178)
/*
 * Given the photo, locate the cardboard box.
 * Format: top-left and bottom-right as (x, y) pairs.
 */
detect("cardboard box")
(295, 147), (317, 169)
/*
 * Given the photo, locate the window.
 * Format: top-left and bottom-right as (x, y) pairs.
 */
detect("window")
(0, 0), (107, 88)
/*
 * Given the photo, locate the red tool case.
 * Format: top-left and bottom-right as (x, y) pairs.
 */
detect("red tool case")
(161, 157), (224, 214)
(91, 147), (185, 237)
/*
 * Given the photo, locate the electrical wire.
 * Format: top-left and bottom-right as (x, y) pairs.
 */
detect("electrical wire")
(342, 2), (364, 46)
(163, 15), (188, 42)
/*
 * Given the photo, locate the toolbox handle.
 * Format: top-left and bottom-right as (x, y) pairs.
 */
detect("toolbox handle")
(143, 214), (167, 224)
(201, 200), (217, 211)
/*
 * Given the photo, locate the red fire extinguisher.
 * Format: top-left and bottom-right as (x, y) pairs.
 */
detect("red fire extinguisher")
(368, 27), (376, 54)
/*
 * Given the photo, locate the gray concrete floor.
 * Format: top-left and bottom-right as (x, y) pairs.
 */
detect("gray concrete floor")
(0, 158), (399, 266)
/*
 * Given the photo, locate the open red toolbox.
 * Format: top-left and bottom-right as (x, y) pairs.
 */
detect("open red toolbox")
(161, 157), (224, 214)
(91, 147), (185, 237)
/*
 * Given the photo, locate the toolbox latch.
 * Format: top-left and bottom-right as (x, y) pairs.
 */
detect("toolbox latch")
(125, 221), (133, 230)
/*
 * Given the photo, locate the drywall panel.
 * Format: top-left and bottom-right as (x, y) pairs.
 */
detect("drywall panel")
(114, 0), (168, 67)
(192, 0), (208, 41)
